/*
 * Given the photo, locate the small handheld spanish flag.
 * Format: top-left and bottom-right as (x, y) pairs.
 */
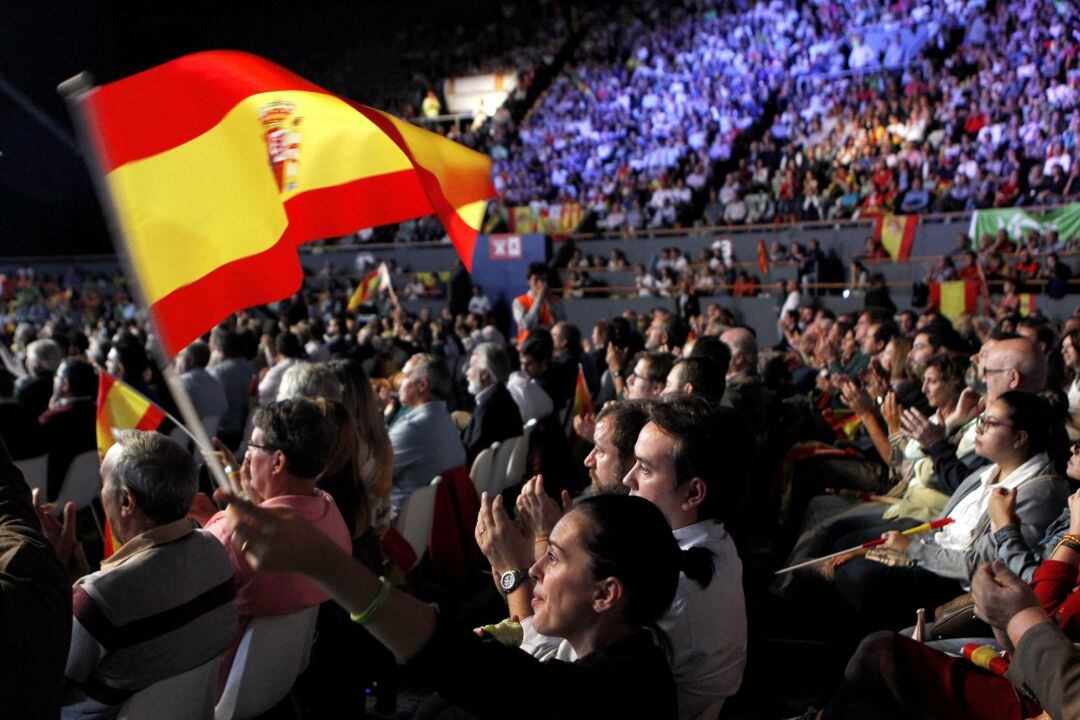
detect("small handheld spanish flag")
(96, 370), (167, 557)
(572, 364), (594, 419)
(347, 262), (391, 311)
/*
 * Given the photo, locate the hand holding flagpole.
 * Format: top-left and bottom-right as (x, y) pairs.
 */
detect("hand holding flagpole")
(775, 518), (954, 575)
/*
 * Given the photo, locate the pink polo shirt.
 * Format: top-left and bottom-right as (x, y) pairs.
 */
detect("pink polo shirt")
(205, 489), (351, 689)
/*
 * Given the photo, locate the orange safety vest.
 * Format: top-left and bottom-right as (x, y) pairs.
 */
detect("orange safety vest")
(515, 293), (555, 344)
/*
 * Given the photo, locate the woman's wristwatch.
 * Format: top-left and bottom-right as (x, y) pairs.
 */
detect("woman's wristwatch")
(499, 569), (529, 595)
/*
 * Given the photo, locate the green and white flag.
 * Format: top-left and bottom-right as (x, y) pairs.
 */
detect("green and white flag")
(969, 203), (1080, 248)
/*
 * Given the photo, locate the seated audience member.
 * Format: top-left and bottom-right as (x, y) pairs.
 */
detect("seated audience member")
(388, 354), (466, 507)
(579, 400), (651, 497)
(39, 359), (97, 500)
(17, 337), (64, 419)
(258, 331), (302, 405)
(0, 435), (70, 719)
(520, 330), (575, 414)
(810, 542), (1080, 720)
(276, 360), (344, 403)
(209, 326), (254, 451)
(625, 351), (676, 401)
(51, 431), (237, 717)
(175, 341), (227, 438)
(227, 492), (685, 719)
(646, 314), (690, 354)
(507, 339), (556, 423)
(834, 391), (1069, 627)
(199, 399), (351, 684)
(665, 356), (726, 404)
(720, 328), (767, 435)
(0, 368), (46, 462)
(462, 342), (524, 465)
(329, 358), (394, 529)
(509, 396), (751, 719)
(105, 334), (156, 398)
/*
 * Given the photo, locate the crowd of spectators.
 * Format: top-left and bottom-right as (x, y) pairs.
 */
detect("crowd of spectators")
(8, 250), (1080, 717)
(6, 0), (1080, 717)
(470, 0), (1077, 238)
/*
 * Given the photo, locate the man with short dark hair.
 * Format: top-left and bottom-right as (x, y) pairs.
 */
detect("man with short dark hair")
(39, 359), (98, 500)
(665, 357), (726, 404)
(176, 341), (227, 438)
(582, 400), (651, 496)
(512, 262), (565, 345)
(618, 397), (752, 716)
(54, 431), (237, 717)
(625, 351), (675, 400)
(209, 326), (254, 450)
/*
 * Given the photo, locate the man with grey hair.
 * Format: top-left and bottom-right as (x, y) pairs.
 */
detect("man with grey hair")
(719, 327), (766, 435)
(276, 361), (343, 403)
(43, 431), (237, 717)
(462, 343), (523, 465)
(389, 353), (466, 506)
(17, 338), (63, 419)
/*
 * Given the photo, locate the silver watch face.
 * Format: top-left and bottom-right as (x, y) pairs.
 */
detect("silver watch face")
(500, 570), (519, 592)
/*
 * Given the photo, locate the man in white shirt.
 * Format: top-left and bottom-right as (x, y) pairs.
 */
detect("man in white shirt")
(516, 397), (751, 720)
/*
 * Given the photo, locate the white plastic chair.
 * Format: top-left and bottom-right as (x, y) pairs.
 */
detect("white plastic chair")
(52, 450), (101, 509)
(488, 437), (518, 495)
(214, 606), (320, 720)
(394, 476), (443, 568)
(14, 454), (48, 497)
(118, 656), (219, 720)
(503, 419), (537, 491)
(469, 442), (498, 496)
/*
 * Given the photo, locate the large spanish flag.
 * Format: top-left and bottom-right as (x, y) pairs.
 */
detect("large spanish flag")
(929, 280), (979, 323)
(873, 214), (917, 260)
(83, 51), (497, 355)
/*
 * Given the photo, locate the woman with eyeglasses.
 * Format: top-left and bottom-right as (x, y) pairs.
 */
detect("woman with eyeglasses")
(825, 392), (1070, 631)
(854, 392), (1070, 589)
(796, 432), (1080, 720)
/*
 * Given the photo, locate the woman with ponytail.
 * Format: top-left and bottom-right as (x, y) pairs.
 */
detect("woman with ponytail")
(223, 492), (682, 719)
(510, 395), (751, 720)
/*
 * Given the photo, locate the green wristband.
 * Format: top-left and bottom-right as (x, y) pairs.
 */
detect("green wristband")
(350, 575), (392, 625)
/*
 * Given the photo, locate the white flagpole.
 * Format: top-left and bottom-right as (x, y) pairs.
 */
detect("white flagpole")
(58, 72), (232, 491)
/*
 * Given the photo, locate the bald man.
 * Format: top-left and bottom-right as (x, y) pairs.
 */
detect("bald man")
(720, 328), (766, 435)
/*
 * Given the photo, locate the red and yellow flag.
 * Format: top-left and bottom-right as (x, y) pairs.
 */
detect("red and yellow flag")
(1018, 293), (1037, 317)
(96, 372), (167, 459)
(95, 371), (167, 557)
(84, 51), (497, 355)
(873, 214), (917, 260)
(572, 365), (594, 418)
(757, 239), (770, 276)
(347, 263), (391, 311)
(929, 280), (979, 323)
